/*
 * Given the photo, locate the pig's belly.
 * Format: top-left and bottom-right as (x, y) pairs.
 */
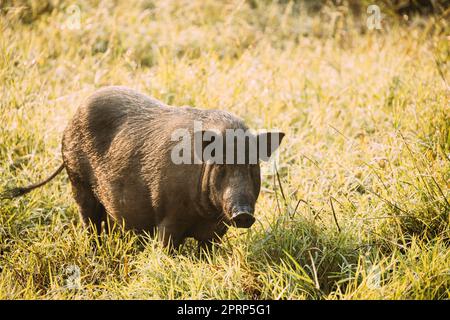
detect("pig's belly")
(95, 175), (157, 232)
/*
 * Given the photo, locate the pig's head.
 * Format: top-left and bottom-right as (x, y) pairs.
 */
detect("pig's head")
(199, 129), (285, 228)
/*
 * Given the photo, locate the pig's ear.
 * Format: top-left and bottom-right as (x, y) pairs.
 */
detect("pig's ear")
(257, 131), (285, 161)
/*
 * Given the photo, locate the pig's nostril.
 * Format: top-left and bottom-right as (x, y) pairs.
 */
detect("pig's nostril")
(231, 212), (255, 228)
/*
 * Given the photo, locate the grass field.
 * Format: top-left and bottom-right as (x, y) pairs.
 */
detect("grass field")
(0, 0), (449, 299)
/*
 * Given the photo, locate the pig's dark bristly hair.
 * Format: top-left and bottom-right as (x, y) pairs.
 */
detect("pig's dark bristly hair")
(0, 163), (65, 200)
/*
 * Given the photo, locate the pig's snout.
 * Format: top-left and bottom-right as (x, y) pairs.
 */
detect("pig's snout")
(231, 207), (255, 228)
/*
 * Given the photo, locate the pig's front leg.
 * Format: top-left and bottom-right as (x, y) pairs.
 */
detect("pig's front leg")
(198, 239), (215, 254)
(197, 226), (228, 254)
(157, 218), (186, 250)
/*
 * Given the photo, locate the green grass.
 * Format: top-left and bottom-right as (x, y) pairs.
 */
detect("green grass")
(0, 0), (449, 299)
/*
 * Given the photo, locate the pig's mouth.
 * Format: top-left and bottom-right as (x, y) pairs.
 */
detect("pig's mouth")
(230, 210), (255, 228)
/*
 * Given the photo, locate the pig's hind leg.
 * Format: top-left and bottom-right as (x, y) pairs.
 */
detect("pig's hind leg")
(69, 178), (107, 234)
